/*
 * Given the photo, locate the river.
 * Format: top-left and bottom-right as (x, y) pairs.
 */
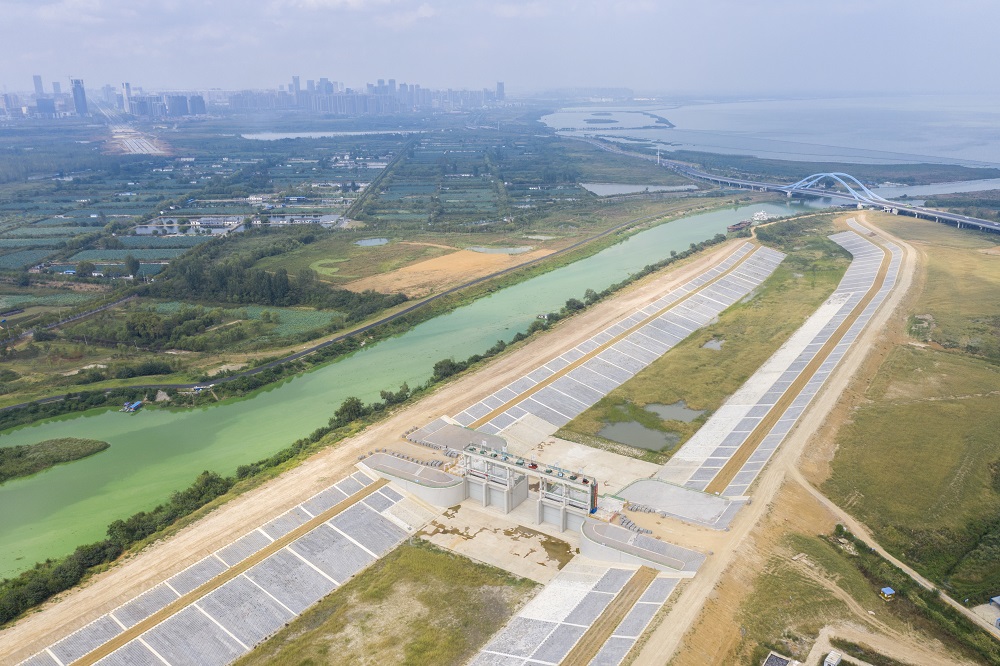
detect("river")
(0, 200), (825, 577)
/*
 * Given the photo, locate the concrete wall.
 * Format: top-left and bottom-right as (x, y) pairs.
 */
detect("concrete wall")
(361, 464), (468, 507)
(579, 523), (695, 575)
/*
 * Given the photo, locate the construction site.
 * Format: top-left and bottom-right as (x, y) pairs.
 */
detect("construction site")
(9, 213), (990, 666)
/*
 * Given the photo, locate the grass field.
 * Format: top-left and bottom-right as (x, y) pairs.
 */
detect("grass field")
(254, 235), (453, 283)
(235, 539), (537, 666)
(0, 437), (109, 484)
(557, 214), (850, 461)
(824, 213), (1000, 603)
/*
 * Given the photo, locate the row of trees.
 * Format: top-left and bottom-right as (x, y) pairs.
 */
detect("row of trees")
(145, 228), (407, 316)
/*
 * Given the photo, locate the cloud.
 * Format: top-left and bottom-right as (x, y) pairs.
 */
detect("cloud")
(375, 1), (435, 27)
(490, 2), (549, 19)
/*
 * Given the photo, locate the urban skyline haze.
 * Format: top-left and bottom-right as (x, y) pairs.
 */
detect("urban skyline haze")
(2, 0), (997, 96)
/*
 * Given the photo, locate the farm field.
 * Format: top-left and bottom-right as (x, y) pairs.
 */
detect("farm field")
(822, 213), (1000, 604)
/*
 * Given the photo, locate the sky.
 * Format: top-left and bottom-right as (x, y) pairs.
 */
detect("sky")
(2, 0), (997, 95)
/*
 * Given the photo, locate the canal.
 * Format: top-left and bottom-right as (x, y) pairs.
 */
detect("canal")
(0, 200), (823, 577)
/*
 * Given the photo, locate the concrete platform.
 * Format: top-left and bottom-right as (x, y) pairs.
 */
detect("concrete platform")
(615, 478), (743, 530)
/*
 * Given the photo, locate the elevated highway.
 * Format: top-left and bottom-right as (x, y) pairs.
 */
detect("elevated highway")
(665, 162), (1000, 233)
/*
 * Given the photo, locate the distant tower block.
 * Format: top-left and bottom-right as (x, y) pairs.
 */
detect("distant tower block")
(33, 74), (44, 97)
(496, 81), (505, 101)
(71, 78), (88, 116)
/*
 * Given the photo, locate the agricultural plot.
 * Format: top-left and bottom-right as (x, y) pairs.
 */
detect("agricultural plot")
(5, 226), (95, 237)
(0, 293), (94, 310)
(69, 249), (189, 262)
(0, 238), (67, 248)
(0, 249), (56, 270)
(152, 301), (342, 339)
(117, 236), (210, 248)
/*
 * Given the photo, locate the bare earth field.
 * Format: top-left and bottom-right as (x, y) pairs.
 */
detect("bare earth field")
(344, 246), (555, 298)
(0, 237), (745, 664)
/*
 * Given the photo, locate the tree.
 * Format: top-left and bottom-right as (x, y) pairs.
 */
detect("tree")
(124, 254), (140, 277)
(564, 298), (585, 312)
(330, 396), (368, 427)
(76, 261), (96, 277)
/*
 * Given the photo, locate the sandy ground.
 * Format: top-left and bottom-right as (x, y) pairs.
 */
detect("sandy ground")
(344, 247), (555, 298)
(0, 239), (746, 665)
(632, 214), (924, 665)
(804, 624), (973, 666)
(418, 503), (575, 584)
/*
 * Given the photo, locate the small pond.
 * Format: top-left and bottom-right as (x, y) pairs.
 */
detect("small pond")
(355, 237), (389, 247)
(644, 400), (705, 422)
(702, 338), (724, 351)
(598, 422), (680, 451)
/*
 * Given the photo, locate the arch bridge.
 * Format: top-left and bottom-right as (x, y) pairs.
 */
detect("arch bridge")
(779, 172), (894, 206)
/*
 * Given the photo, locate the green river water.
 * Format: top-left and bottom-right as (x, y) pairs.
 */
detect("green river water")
(0, 200), (822, 577)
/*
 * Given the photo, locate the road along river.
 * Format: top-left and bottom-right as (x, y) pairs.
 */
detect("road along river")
(0, 200), (825, 578)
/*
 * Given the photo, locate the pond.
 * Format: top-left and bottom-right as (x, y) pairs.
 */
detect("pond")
(644, 401), (706, 423)
(598, 422), (680, 451)
(355, 237), (390, 247)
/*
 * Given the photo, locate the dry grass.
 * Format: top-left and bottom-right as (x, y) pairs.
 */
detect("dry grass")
(558, 216), (849, 457)
(234, 540), (537, 666)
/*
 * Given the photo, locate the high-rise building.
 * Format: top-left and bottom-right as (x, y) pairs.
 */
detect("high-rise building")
(496, 81), (505, 101)
(188, 95), (207, 115)
(121, 82), (132, 114)
(35, 97), (56, 116)
(33, 75), (44, 97)
(165, 95), (189, 116)
(71, 79), (88, 115)
(52, 82), (62, 95)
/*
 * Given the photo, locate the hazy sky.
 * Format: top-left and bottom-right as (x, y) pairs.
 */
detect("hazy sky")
(2, 0), (997, 95)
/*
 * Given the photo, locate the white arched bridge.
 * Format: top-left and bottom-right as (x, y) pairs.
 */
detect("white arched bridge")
(665, 164), (1000, 233)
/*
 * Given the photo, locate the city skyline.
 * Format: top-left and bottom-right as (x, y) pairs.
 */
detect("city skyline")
(2, 0), (997, 96)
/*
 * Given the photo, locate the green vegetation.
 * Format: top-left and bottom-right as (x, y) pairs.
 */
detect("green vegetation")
(825, 214), (1000, 604)
(559, 214), (850, 461)
(235, 540), (537, 666)
(0, 437), (109, 484)
(925, 190), (1000, 223)
(831, 525), (1000, 665)
(144, 227), (408, 314)
(734, 522), (997, 664)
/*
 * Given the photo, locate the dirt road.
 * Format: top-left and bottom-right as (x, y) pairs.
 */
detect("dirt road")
(0, 239), (746, 665)
(632, 214), (920, 665)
